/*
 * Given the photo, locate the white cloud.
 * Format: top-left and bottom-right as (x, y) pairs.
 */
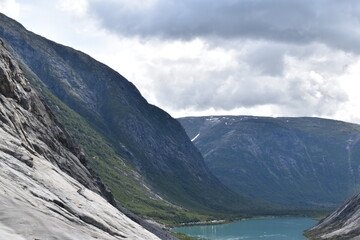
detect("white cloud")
(57, 0), (89, 18)
(129, 40), (350, 120)
(0, 0), (20, 20)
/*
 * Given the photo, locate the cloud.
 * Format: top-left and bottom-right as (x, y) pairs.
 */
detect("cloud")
(244, 42), (286, 76)
(88, 0), (360, 53)
(135, 40), (350, 118)
(0, 0), (20, 20)
(58, 0), (88, 18)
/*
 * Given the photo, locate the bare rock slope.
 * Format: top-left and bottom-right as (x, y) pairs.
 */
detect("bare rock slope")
(306, 193), (360, 239)
(0, 40), (160, 239)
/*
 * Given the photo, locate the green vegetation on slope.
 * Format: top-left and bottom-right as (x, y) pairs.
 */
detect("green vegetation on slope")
(21, 65), (214, 225)
(171, 233), (204, 240)
(18, 40), (318, 224)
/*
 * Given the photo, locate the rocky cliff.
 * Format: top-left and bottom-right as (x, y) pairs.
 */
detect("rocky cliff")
(305, 193), (360, 239)
(178, 116), (360, 208)
(0, 13), (267, 222)
(0, 39), (161, 239)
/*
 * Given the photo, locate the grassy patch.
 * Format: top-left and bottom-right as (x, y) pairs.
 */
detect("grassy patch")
(171, 232), (205, 240)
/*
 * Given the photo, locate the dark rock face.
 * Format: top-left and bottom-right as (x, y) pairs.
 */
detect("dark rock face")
(0, 13), (255, 213)
(0, 40), (161, 240)
(305, 193), (360, 239)
(178, 116), (360, 208)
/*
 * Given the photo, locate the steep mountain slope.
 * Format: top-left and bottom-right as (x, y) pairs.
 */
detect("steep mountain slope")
(178, 116), (360, 208)
(0, 13), (268, 222)
(305, 193), (360, 239)
(0, 40), (160, 240)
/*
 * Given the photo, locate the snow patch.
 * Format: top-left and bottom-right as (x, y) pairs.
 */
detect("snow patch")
(206, 117), (220, 122)
(191, 133), (200, 142)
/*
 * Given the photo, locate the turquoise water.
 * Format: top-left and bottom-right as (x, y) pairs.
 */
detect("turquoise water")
(172, 217), (317, 240)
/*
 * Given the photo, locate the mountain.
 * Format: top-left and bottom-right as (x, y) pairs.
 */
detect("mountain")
(178, 116), (360, 208)
(305, 193), (360, 239)
(0, 13), (273, 224)
(0, 40), (162, 239)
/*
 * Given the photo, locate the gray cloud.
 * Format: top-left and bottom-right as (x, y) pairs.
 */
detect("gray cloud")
(141, 43), (349, 117)
(84, 0), (354, 117)
(89, 0), (360, 53)
(244, 43), (285, 76)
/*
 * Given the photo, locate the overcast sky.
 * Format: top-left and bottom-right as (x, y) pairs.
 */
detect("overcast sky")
(1, 0), (360, 123)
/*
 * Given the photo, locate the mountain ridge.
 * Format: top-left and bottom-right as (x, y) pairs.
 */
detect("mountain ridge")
(178, 115), (360, 208)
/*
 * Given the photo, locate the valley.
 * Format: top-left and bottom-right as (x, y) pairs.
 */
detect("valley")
(0, 13), (283, 230)
(0, 13), (248, 223)
(0, 8), (360, 240)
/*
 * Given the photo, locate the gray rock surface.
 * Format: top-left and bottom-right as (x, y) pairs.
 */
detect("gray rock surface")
(306, 193), (360, 239)
(0, 39), (160, 239)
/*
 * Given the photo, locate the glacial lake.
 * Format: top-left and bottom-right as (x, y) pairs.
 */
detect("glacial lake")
(172, 217), (317, 240)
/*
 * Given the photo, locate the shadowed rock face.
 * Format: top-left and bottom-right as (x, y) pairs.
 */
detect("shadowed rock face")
(178, 116), (360, 208)
(0, 40), (161, 239)
(305, 193), (360, 239)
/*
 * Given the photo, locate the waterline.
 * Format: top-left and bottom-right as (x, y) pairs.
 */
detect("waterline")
(172, 217), (317, 240)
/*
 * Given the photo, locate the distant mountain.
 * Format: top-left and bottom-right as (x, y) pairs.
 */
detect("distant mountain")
(0, 13), (274, 223)
(0, 40), (162, 240)
(305, 192), (360, 239)
(178, 116), (360, 208)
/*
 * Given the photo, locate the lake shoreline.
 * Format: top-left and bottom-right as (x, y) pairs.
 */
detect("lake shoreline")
(174, 214), (322, 227)
(172, 217), (318, 240)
